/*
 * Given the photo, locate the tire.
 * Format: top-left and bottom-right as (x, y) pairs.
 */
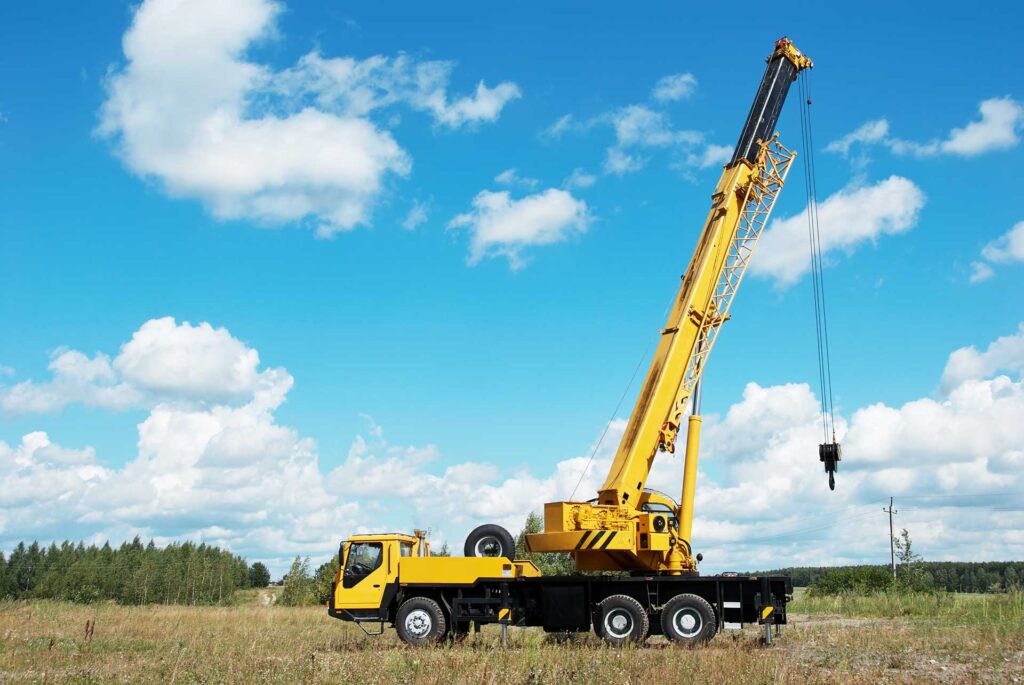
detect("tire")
(595, 594), (649, 646)
(464, 524), (516, 559)
(660, 593), (716, 645)
(395, 597), (447, 646)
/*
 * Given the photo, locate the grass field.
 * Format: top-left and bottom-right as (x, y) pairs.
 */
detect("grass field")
(1, 590), (1021, 683)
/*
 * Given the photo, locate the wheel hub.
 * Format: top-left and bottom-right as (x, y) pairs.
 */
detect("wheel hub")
(604, 609), (633, 638)
(405, 609), (432, 638)
(673, 607), (702, 638)
(474, 536), (501, 557)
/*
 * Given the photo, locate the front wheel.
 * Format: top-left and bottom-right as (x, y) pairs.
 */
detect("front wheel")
(660, 593), (716, 645)
(395, 597), (447, 646)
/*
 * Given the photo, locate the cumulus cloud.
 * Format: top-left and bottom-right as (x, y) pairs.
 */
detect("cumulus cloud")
(0, 320), (351, 567)
(1, 317), (286, 414)
(827, 98), (1024, 161)
(5, 321), (1024, 569)
(751, 176), (926, 287)
(98, 0), (519, 237)
(652, 73), (698, 103)
(941, 323), (1024, 392)
(449, 188), (590, 268)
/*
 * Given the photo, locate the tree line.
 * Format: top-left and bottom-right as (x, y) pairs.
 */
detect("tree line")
(0, 538), (271, 604)
(767, 560), (1024, 594)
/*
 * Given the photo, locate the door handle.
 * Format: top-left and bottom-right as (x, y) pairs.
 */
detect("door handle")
(373, 584), (381, 588)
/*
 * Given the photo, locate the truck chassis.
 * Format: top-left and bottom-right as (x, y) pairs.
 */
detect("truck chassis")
(330, 571), (791, 646)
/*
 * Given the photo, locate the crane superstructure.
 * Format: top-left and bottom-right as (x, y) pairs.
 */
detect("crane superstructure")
(329, 38), (830, 647)
(525, 37), (829, 575)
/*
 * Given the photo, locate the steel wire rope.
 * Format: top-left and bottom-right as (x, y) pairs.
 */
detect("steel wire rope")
(568, 302), (669, 501)
(803, 72), (838, 439)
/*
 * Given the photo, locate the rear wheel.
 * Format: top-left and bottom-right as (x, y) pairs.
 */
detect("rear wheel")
(661, 593), (716, 645)
(595, 594), (649, 646)
(395, 597), (447, 646)
(464, 524), (516, 559)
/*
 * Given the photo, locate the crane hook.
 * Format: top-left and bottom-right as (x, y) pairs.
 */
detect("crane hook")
(819, 442), (841, 490)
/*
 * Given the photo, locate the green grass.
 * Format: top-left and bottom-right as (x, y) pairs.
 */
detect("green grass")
(0, 592), (1021, 683)
(792, 590), (1024, 624)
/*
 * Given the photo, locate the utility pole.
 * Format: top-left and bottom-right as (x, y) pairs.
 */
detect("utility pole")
(883, 497), (897, 579)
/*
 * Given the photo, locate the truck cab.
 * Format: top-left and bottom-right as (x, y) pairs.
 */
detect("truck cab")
(331, 533), (421, 621)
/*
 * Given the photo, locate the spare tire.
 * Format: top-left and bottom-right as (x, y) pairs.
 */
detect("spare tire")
(464, 524), (515, 559)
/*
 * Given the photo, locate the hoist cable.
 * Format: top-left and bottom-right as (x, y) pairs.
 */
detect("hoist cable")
(797, 75), (830, 442)
(803, 72), (837, 440)
(568, 310), (663, 501)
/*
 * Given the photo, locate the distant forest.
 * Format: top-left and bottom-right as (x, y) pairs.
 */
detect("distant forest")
(761, 562), (1024, 594)
(0, 538), (271, 604)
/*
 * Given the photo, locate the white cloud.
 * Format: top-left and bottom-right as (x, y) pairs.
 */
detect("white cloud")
(449, 188), (590, 268)
(940, 97), (1024, 156)
(494, 168), (540, 189)
(969, 261), (995, 283)
(828, 98), (1024, 161)
(401, 200), (430, 231)
(0, 317), (287, 414)
(608, 105), (701, 148)
(600, 105), (703, 175)
(541, 114), (576, 140)
(941, 323), (1024, 392)
(5, 321), (1024, 569)
(563, 168), (597, 189)
(966, 220), (1024, 283)
(693, 143), (732, 169)
(98, 0), (519, 237)
(825, 119), (890, 156)
(0, 349), (141, 414)
(0, 321), (351, 568)
(652, 73), (698, 103)
(751, 176), (926, 287)
(981, 220), (1024, 263)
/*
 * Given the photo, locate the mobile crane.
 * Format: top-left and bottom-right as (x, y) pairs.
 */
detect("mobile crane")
(330, 37), (836, 647)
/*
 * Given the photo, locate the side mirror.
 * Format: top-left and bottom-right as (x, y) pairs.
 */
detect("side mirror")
(696, 553), (703, 563)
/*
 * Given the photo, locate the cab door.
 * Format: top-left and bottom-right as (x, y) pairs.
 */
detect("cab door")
(337, 541), (389, 609)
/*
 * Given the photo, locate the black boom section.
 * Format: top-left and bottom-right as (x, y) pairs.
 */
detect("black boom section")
(730, 54), (798, 166)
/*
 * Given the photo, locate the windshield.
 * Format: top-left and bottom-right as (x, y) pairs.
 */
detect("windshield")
(343, 542), (383, 577)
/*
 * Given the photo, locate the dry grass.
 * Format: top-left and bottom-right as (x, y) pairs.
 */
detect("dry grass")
(0, 591), (1021, 684)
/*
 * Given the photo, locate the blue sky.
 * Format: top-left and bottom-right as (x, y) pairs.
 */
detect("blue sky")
(2, 0), (1023, 575)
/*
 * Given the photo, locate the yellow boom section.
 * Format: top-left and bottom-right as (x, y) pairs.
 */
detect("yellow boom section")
(527, 38), (810, 574)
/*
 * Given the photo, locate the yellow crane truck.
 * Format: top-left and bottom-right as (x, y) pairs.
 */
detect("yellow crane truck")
(330, 37), (835, 647)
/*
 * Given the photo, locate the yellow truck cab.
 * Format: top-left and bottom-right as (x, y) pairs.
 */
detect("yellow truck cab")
(329, 528), (543, 645)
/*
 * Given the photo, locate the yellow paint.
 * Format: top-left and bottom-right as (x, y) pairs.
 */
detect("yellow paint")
(761, 606), (774, 620)
(498, 608), (511, 621)
(398, 557), (540, 585)
(678, 414), (702, 543)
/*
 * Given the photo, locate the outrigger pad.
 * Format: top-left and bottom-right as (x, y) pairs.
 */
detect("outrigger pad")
(818, 442), (841, 491)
